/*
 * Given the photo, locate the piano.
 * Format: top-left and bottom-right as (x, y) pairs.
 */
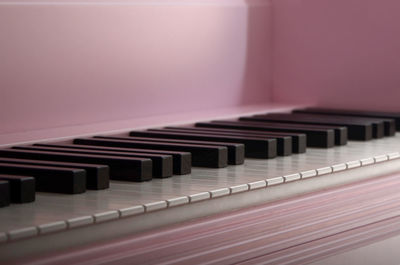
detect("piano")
(1, 0), (400, 264)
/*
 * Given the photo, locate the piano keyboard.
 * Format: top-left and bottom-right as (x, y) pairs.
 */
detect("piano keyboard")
(1, 108), (400, 261)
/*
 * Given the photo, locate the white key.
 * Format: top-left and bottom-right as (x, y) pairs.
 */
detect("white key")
(38, 221), (67, 235)
(119, 205), (145, 217)
(67, 216), (94, 229)
(189, 192), (211, 203)
(332, 163), (347, 172)
(283, 173), (301, 182)
(347, 160), (361, 169)
(8, 227), (38, 241)
(317, 167), (332, 176)
(210, 188), (230, 198)
(266, 177), (284, 186)
(144, 201), (168, 212)
(301, 170), (317, 179)
(230, 184), (249, 194)
(167, 196), (189, 207)
(94, 211), (120, 223)
(248, 180), (267, 190)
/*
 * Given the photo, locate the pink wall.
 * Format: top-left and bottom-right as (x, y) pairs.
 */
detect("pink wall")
(0, 0), (273, 136)
(2, 0), (400, 143)
(272, 0), (400, 111)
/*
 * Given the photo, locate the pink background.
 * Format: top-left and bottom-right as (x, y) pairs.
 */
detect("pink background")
(0, 0), (272, 137)
(272, 0), (400, 110)
(1, 0), (400, 143)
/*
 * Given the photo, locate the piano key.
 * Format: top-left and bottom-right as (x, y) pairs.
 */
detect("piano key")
(0, 163), (86, 194)
(130, 129), (283, 157)
(0, 181), (10, 208)
(310, 115), (395, 138)
(15, 145), (172, 179)
(164, 126), (307, 154)
(45, 142), (191, 175)
(233, 118), (347, 145)
(260, 113), (387, 139)
(196, 121), (336, 148)
(0, 158), (109, 190)
(147, 128), (291, 157)
(93, 136), (234, 168)
(294, 107), (400, 132)
(301, 114), (385, 139)
(241, 113), (376, 140)
(99, 136), (247, 163)
(293, 113), (397, 137)
(0, 149), (152, 182)
(0, 175), (35, 203)
(74, 137), (228, 168)
(372, 119), (393, 136)
(202, 120), (347, 147)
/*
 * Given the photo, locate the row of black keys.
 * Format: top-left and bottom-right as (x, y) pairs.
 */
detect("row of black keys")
(0, 108), (399, 208)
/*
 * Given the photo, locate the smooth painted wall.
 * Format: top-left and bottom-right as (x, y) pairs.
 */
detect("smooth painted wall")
(0, 0), (273, 135)
(2, 0), (399, 140)
(272, 0), (400, 110)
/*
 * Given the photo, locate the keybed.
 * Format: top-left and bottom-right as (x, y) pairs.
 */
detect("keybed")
(0, 135), (400, 233)
(0, 108), (400, 243)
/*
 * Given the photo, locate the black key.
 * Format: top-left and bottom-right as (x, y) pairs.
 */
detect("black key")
(156, 127), (294, 156)
(293, 108), (397, 136)
(0, 181), (10, 207)
(282, 113), (386, 139)
(87, 137), (230, 168)
(369, 118), (394, 137)
(241, 113), (375, 141)
(264, 113), (386, 140)
(146, 128), (290, 157)
(196, 121), (335, 148)
(16, 146), (172, 179)
(0, 163), (86, 194)
(74, 137), (228, 168)
(0, 158), (109, 190)
(44, 142), (191, 175)
(292, 112), (394, 138)
(166, 126), (307, 154)
(0, 149), (152, 182)
(0, 175), (35, 203)
(130, 130), (282, 158)
(234, 120), (347, 146)
(100, 136), (246, 164)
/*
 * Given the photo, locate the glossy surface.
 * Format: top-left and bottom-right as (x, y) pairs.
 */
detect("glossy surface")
(0, 135), (400, 233)
(17, 169), (400, 265)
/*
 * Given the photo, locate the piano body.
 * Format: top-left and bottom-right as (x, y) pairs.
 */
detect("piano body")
(1, 0), (400, 263)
